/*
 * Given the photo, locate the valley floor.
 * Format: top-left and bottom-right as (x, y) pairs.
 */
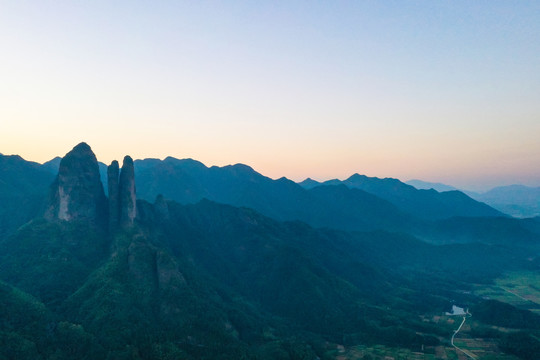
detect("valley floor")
(327, 270), (540, 360)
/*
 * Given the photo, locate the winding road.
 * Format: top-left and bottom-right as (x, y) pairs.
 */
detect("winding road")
(451, 309), (476, 359)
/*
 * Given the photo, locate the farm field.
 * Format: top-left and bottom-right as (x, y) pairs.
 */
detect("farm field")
(328, 310), (524, 360)
(329, 342), (519, 360)
(472, 271), (540, 314)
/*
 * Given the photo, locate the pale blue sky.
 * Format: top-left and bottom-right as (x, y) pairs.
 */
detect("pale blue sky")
(1, 1), (539, 190)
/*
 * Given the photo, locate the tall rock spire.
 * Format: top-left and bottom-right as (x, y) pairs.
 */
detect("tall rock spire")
(45, 142), (107, 226)
(119, 155), (136, 226)
(107, 160), (120, 230)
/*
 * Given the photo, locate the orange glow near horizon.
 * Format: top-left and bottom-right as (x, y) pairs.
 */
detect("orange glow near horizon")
(3, 128), (539, 192)
(1, 2), (539, 192)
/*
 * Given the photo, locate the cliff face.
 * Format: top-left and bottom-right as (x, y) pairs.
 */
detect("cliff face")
(45, 143), (107, 226)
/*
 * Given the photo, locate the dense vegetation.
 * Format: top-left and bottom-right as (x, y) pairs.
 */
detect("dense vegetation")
(1, 198), (537, 359)
(472, 300), (540, 329)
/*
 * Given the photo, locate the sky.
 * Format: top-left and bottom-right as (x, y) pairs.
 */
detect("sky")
(0, 1), (539, 191)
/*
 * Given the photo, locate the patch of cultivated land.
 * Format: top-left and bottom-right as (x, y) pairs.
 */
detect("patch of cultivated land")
(329, 343), (495, 360)
(440, 315), (518, 360)
(329, 312), (522, 360)
(330, 344), (431, 360)
(473, 271), (540, 314)
(450, 319), (521, 360)
(330, 341), (519, 360)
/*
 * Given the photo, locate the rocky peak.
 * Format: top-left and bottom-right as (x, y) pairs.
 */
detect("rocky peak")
(107, 160), (120, 230)
(119, 155), (136, 227)
(45, 142), (107, 225)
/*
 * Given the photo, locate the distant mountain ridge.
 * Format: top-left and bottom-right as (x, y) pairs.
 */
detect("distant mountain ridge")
(404, 178), (540, 218)
(405, 179), (458, 192)
(467, 185), (540, 218)
(132, 157), (414, 232)
(298, 173), (503, 220)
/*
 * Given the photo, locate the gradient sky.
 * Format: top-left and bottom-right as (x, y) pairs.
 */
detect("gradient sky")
(1, 1), (539, 191)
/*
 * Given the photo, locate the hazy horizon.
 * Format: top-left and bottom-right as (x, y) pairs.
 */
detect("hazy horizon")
(2, 143), (537, 193)
(1, 1), (539, 192)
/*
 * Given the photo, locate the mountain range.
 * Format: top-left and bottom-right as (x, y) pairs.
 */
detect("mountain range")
(0, 143), (539, 359)
(405, 179), (458, 193)
(466, 185), (540, 219)
(298, 174), (502, 221)
(38, 153), (539, 221)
